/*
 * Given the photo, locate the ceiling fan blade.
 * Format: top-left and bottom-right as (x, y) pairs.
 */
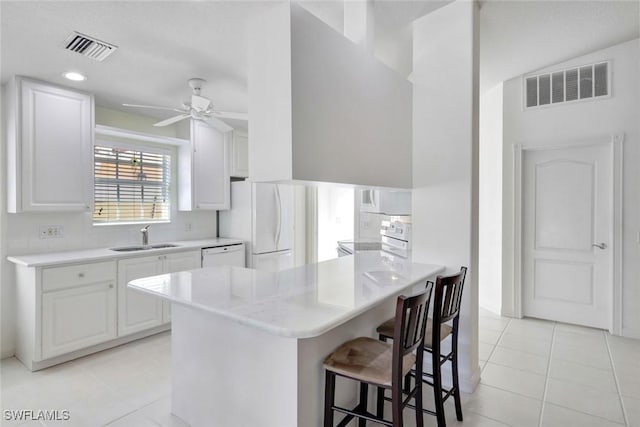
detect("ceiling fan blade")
(211, 111), (249, 121)
(202, 115), (234, 132)
(123, 103), (185, 113)
(153, 114), (191, 127)
(191, 95), (211, 112)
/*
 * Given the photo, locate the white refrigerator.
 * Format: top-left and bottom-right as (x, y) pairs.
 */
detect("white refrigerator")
(219, 181), (294, 272)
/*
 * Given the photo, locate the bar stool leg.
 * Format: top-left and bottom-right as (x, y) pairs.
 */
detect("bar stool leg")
(432, 344), (446, 427)
(415, 359), (425, 427)
(391, 378), (403, 427)
(376, 386), (385, 417)
(359, 382), (368, 427)
(377, 334), (388, 419)
(324, 371), (335, 427)
(452, 327), (463, 421)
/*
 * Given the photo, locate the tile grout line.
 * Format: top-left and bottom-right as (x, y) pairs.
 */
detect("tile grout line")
(604, 332), (630, 426)
(481, 317), (512, 368)
(537, 321), (557, 427)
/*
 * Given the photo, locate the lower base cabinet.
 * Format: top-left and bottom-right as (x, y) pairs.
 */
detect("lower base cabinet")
(117, 256), (165, 336)
(117, 250), (201, 335)
(41, 265), (117, 359)
(14, 249), (202, 370)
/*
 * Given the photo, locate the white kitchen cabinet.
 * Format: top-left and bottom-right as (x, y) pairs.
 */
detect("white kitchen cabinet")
(14, 260), (117, 370)
(359, 189), (412, 215)
(117, 255), (165, 336)
(162, 250), (201, 323)
(230, 130), (248, 178)
(42, 282), (116, 359)
(118, 250), (201, 334)
(178, 120), (230, 211)
(6, 76), (94, 212)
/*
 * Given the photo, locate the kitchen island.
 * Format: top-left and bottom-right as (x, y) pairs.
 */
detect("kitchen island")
(129, 251), (444, 427)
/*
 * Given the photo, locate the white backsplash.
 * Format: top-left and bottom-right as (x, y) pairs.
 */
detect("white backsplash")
(5, 210), (216, 255)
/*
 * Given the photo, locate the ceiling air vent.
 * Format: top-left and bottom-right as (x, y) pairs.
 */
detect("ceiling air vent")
(524, 61), (610, 109)
(63, 31), (117, 62)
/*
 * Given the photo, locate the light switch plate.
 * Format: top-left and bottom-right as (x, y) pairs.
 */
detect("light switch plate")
(39, 225), (64, 239)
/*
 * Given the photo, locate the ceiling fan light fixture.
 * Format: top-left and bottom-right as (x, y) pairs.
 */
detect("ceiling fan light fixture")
(63, 71), (86, 81)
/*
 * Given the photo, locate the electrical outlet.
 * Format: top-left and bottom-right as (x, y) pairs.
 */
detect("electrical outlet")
(39, 225), (64, 239)
(185, 222), (192, 232)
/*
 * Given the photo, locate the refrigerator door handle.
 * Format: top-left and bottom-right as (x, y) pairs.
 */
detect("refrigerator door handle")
(275, 185), (282, 248)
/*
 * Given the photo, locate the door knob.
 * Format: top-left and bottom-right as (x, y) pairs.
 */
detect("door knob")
(592, 243), (607, 250)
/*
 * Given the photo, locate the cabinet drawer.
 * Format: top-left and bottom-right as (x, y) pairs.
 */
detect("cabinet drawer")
(42, 261), (116, 292)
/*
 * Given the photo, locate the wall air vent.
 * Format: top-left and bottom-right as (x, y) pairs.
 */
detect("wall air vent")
(62, 31), (117, 62)
(524, 61), (610, 109)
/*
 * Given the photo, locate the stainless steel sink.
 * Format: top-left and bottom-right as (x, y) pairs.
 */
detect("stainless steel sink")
(149, 243), (180, 249)
(110, 243), (180, 252)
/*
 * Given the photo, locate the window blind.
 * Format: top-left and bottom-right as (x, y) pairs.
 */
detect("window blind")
(93, 144), (171, 223)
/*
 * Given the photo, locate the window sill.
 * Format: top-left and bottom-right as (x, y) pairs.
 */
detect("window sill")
(93, 220), (171, 227)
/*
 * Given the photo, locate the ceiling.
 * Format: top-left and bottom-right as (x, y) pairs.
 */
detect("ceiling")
(0, 0), (449, 127)
(0, 1), (270, 125)
(480, 0), (640, 92)
(1, 0), (638, 125)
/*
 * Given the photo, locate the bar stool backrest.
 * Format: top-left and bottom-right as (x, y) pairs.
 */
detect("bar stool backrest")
(392, 283), (434, 361)
(432, 267), (468, 325)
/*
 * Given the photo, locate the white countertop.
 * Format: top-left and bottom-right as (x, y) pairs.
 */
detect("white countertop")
(7, 238), (244, 267)
(128, 251), (444, 338)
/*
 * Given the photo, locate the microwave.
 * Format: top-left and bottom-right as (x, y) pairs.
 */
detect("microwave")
(360, 189), (411, 216)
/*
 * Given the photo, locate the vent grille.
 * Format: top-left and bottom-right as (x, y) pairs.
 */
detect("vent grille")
(525, 61), (610, 109)
(63, 31), (117, 62)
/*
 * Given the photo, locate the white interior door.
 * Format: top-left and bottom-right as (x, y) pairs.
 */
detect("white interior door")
(522, 143), (612, 329)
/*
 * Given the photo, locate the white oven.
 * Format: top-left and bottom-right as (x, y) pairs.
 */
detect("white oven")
(380, 221), (412, 258)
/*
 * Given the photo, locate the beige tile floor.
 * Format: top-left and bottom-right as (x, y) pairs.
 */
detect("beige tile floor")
(1, 309), (639, 426)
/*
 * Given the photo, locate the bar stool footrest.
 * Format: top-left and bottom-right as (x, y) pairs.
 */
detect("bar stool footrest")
(333, 403), (393, 427)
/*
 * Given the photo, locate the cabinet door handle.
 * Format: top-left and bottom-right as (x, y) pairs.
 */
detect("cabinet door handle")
(78, 273), (85, 278)
(109, 284), (114, 289)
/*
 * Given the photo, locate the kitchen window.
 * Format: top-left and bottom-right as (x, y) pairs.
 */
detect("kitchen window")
(93, 142), (171, 224)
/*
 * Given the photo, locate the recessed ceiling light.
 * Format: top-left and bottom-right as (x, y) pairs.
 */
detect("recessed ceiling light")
(63, 71), (86, 81)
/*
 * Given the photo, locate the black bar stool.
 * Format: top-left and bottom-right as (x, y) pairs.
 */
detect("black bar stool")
(323, 284), (434, 427)
(376, 266), (468, 427)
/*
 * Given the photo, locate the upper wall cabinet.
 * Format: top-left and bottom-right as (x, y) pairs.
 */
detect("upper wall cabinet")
(230, 130), (248, 178)
(248, 4), (412, 189)
(6, 76), (94, 212)
(178, 119), (230, 211)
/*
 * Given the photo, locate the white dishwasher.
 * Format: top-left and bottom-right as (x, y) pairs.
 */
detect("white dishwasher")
(201, 244), (245, 268)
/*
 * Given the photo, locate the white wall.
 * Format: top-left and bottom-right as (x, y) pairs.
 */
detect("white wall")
(249, 3), (413, 189)
(357, 211), (387, 241)
(479, 83), (503, 314)
(1, 86), (8, 358)
(412, 1), (480, 392)
(0, 106), (218, 359)
(502, 38), (640, 338)
(317, 186), (354, 262)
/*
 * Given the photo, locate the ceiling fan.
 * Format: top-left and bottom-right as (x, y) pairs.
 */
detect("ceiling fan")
(122, 78), (247, 132)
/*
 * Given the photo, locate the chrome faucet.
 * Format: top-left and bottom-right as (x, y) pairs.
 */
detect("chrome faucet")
(141, 225), (151, 246)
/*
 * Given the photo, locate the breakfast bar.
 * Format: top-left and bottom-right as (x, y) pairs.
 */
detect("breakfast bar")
(129, 251), (444, 427)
